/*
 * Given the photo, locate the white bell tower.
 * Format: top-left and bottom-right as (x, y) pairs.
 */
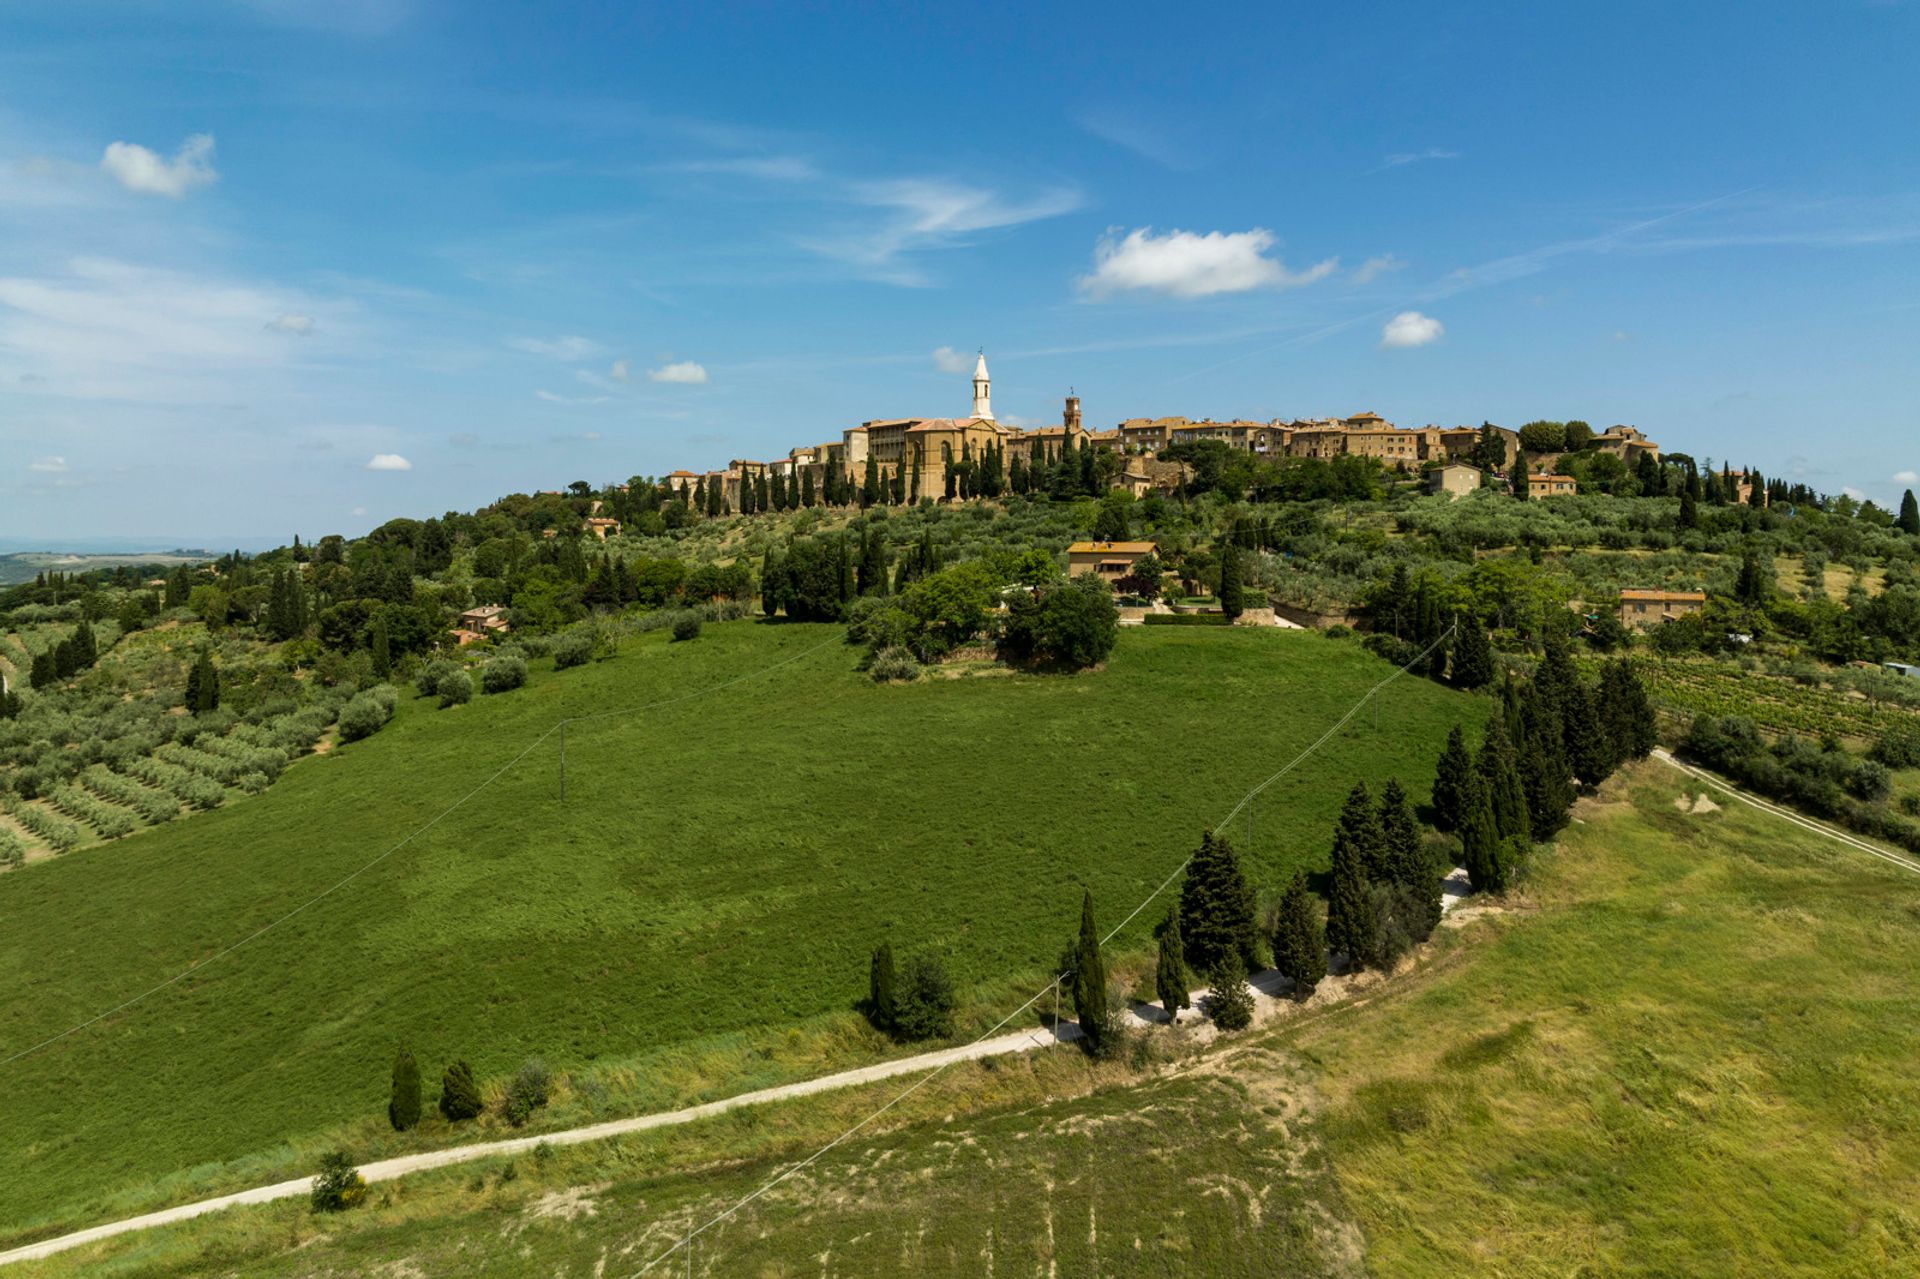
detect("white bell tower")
(971, 350), (993, 421)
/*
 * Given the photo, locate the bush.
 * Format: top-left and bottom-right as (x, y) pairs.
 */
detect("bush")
(479, 655), (527, 694)
(388, 1048), (422, 1131)
(552, 630), (593, 670)
(996, 574), (1119, 670)
(501, 1058), (551, 1127)
(1208, 955), (1255, 1031)
(1142, 613), (1232, 627)
(337, 690), (394, 742)
(437, 670), (473, 707)
(1870, 726), (1920, 769)
(310, 1151), (366, 1213)
(891, 954), (956, 1040)
(415, 658), (458, 698)
(670, 612), (702, 643)
(869, 646), (920, 683)
(439, 1060), (483, 1121)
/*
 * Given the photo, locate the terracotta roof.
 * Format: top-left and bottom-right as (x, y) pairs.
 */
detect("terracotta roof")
(1619, 589), (1705, 602)
(1067, 540), (1157, 554)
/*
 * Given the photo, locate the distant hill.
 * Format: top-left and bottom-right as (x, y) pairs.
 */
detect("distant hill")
(0, 550), (215, 586)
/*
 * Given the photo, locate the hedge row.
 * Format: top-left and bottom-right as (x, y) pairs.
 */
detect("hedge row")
(83, 766), (180, 827)
(0, 795), (87, 851)
(46, 784), (138, 840)
(126, 754), (227, 811)
(0, 825), (24, 868)
(1143, 613), (1234, 627)
(157, 739), (286, 786)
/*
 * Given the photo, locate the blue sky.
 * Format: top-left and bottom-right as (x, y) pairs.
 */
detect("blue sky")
(2, 0), (1917, 545)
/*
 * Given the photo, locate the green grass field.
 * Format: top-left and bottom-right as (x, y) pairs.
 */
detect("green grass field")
(0, 620), (1475, 1243)
(27, 759), (1920, 1278)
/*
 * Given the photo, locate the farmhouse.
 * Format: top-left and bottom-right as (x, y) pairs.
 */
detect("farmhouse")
(1068, 540), (1158, 584)
(584, 517), (622, 540)
(1528, 472), (1578, 500)
(1426, 463), (1483, 499)
(1618, 589), (1705, 630)
(459, 604), (510, 636)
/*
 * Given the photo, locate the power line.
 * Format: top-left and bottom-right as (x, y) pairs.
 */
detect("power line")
(626, 624), (1455, 1275)
(2, 631), (845, 1069)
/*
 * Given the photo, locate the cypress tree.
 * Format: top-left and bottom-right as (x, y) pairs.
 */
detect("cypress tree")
(438, 1060), (483, 1121)
(1217, 539), (1244, 619)
(868, 942), (897, 1032)
(1177, 830), (1258, 974)
(1678, 482), (1699, 529)
(861, 454), (880, 508)
(371, 616), (392, 679)
(1563, 677), (1614, 787)
(1208, 952), (1255, 1031)
(71, 621), (97, 670)
(1377, 779), (1424, 889)
(1324, 797), (1377, 969)
(1478, 713), (1530, 845)
(1333, 781), (1388, 883)
(1431, 725), (1474, 832)
(1599, 659), (1658, 760)
(1270, 871), (1326, 1002)
(1517, 684), (1574, 838)
(1459, 772), (1507, 894)
(801, 468), (816, 508)
(1450, 613), (1494, 689)
(30, 649), (57, 689)
(1898, 489), (1920, 536)
(1154, 906), (1190, 1022)
(388, 1048), (422, 1131)
(1071, 889), (1110, 1051)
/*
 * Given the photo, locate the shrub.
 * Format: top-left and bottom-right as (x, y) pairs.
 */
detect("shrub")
(388, 1048), (422, 1131)
(869, 646), (920, 683)
(1, 795), (88, 851)
(415, 659), (458, 698)
(891, 954), (956, 1040)
(310, 1151), (366, 1213)
(437, 670), (473, 707)
(1142, 613), (1232, 627)
(338, 689), (395, 742)
(47, 784), (137, 839)
(479, 655), (527, 694)
(552, 630), (593, 670)
(671, 612), (702, 643)
(997, 574), (1119, 670)
(1870, 726), (1920, 769)
(439, 1060), (483, 1121)
(501, 1059), (551, 1127)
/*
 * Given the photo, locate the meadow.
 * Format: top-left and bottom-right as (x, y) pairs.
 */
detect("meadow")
(0, 619), (1474, 1243)
(27, 759), (1920, 1277)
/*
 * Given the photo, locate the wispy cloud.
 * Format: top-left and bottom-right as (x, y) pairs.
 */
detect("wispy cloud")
(535, 388), (611, 405)
(1079, 227), (1337, 300)
(364, 453), (411, 471)
(265, 312), (315, 335)
(801, 178), (1082, 285)
(658, 155), (818, 182)
(29, 456), (68, 473)
(509, 334), (602, 361)
(1894, 469), (1919, 485)
(931, 346), (972, 375)
(1372, 147), (1459, 173)
(1350, 254), (1403, 285)
(100, 134), (219, 198)
(1072, 105), (1200, 171)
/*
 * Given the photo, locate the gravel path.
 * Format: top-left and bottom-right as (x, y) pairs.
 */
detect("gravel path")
(0, 868), (1473, 1268)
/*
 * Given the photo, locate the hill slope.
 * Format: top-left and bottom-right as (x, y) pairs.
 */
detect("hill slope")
(0, 621), (1474, 1241)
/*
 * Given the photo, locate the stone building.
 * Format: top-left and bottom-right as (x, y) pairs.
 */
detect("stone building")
(1618, 588), (1705, 630)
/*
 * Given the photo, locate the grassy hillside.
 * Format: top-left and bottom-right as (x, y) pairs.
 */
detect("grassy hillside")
(0, 620), (1474, 1241)
(25, 760), (1920, 1277)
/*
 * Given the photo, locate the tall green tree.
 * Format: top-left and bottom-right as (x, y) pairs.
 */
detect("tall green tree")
(1208, 951), (1255, 1031)
(1478, 713), (1530, 845)
(1070, 888), (1111, 1051)
(1563, 677), (1614, 787)
(1324, 794), (1377, 969)
(868, 942), (897, 1032)
(1678, 482), (1699, 529)
(1154, 906), (1190, 1022)
(1217, 539), (1245, 619)
(1270, 871), (1327, 1002)
(1178, 830), (1259, 975)
(1898, 488), (1920, 535)
(1518, 683), (1574, 838)
(1431, 725), (1474, 832)
(1450, 614), (1495, 689)
(1598, 659), (1658, 762)
(1459, 772), (1509, 894)
(388, 1048), (422, 1131)
(1333, 780), (1388, 883)
(370, 616), (392, 679)
(1377, 779), (1423, 887)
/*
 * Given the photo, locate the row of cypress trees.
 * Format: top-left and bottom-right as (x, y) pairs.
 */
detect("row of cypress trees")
(387, 1048), (483, 1130)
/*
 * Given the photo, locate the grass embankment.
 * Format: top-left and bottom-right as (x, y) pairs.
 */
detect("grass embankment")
(26, 761), (1919, 1277)
(0, 621), (1472, 1241)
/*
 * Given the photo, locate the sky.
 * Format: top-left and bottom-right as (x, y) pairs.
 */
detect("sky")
(1, 0), (1918, 546)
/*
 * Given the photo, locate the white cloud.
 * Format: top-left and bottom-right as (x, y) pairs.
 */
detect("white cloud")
(1350, 254), (1403, 285)
(1078, 227), (1337, 300)
(351, 505), (368, 516)
(364, 453), (411, 471)
(1380, 311), (1445, 349)
(647, 360), (708, 385)
(100, 134), (219, 198)
(535, 389), (611, 405)
(1842, 486), (1867, 501)
(266, 312), (314, 335)
(1894, 470), (1919, 484)
(29, 456), (68, 473)
(931, 346), (972, 375)
(508, 334), (602, 361)
(609, 357), (630, 382)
